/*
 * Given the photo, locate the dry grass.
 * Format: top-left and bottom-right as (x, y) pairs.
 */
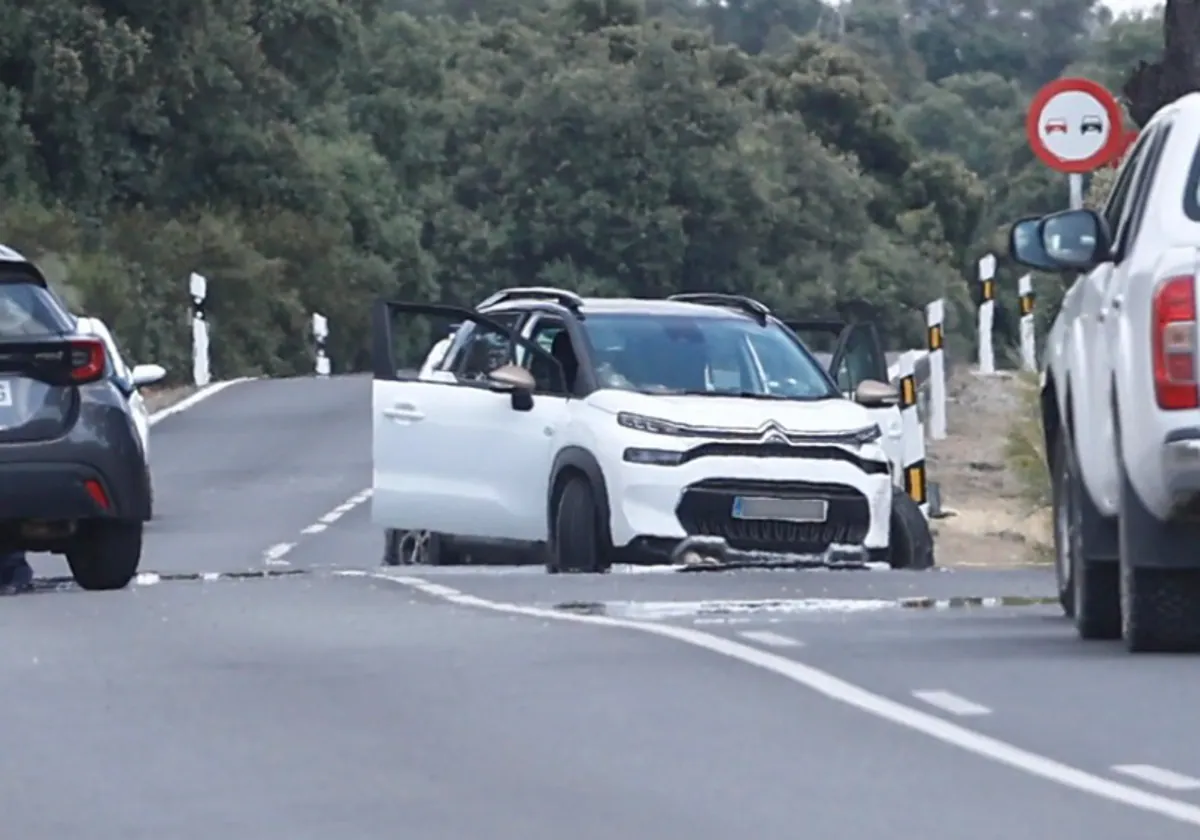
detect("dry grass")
(927, 367), (1052, 566)
(143, 385), (198, 414)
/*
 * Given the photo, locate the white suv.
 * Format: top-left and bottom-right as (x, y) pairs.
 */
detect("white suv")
(370, 288), (933, 572)
(1010, 92), (1200, 652)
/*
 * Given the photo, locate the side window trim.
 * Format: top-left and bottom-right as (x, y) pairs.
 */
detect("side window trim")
(1115, 122), (1172, 261)
(1102, 128), (1156, 234)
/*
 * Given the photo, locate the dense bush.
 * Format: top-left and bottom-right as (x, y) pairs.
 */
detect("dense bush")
(0, 0), (1168, 380)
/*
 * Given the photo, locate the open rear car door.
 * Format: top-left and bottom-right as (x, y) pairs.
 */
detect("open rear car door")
(784, 319), (889, 394)
(785, 318), (902, 477)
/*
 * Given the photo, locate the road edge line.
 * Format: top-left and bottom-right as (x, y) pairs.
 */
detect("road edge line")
(370, 571), (1200, 829)
(149, 377), (255, 427)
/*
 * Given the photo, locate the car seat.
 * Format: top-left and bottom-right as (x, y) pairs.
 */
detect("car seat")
(550, 331), (579, 393)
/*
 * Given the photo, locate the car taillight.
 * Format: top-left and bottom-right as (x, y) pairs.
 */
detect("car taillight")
(1152, 275), (1199, 410)
(68, 339), (106, 384)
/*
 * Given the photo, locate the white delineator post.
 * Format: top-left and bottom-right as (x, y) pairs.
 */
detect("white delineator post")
(313, 312), (330, 377)
(925, 298), (947, 441)
(1018, 273), (1037, 372)
(977, 253), (996, 375)
(897, 350), (928, 517)
(189, 272), (210, 387)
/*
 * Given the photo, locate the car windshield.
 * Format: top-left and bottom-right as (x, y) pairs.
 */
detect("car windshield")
(581, 313), (837, 399)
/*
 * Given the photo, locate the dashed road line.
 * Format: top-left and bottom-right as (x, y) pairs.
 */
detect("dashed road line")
(912, 690), (992, 717)
(264, 488), (372, 563)
(738, 630), (804, 648)
(1113, 765), (1200, 792)
(263, 542), (295, 566)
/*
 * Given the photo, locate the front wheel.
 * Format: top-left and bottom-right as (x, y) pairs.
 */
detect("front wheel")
(884, 491), (935, 569)
(548, 476), (613, 574)
(66, 520), (143, 591)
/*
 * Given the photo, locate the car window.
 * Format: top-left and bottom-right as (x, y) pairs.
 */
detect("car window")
(0, 281), (73, 338)
(581, 313), (837, 399)
(522, 316), (572, 394)
(832, 325), (887, 393)
(443, 311), (522, 372)
(454, 320), (518, 383)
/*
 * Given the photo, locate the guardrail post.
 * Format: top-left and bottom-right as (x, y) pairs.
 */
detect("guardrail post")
(312, 312), (330, 377)
(977, 253), (996, 375)
(1018, 273), (1036, 372)
(897, 350), (929, 517)
(925, 298), (947, 440)
(189, 272), (210, 387)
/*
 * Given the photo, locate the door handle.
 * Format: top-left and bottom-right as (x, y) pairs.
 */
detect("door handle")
(383, 403), (424, 422)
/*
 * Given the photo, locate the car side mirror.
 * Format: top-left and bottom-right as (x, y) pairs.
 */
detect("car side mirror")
(487, 364), (536, 411)
(1009, 209), (1111, 273)
(853, 379), (899, 408)
(130, 363), (166, 388)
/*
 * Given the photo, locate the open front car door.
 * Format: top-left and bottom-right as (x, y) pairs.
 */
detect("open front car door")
(370, 301), (566, 542)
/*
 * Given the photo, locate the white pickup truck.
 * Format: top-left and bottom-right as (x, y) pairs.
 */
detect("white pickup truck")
(1010, 92), (1200, 653)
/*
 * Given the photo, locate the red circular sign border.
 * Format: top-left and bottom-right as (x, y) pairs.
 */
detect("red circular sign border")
(1025, 77), (1126, 174)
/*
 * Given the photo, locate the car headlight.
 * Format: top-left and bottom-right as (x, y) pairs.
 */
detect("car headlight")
(849, 424), (882, 445)
(617, 412), (690, 436)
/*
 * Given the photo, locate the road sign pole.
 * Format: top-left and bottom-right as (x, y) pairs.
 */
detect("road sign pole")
(1068, 174), (1084, 210)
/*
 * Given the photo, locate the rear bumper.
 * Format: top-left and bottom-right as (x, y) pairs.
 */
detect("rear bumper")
(0, 458), (147, 523)
(0, 462), (124, 520)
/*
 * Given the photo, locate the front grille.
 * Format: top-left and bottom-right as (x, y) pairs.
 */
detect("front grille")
(675, 478), (870, 554)
(679, 443), (888, 474)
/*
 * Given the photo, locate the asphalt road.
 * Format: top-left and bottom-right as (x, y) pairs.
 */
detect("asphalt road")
(9, 375), (1200, 838)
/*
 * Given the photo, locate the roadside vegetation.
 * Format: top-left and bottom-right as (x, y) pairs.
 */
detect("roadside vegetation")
(0, 0), (1176, 383)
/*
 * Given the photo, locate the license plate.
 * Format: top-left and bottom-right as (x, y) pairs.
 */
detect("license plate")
(732, 496), (828, 523)
(0, 380), (12, 407)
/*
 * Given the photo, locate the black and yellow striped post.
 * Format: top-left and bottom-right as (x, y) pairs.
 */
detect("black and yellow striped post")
(1018, 273), (1036, 371)
(924, 297), (947, 441)
(896, 351), (929, 514)
(977, 253), (997, 374)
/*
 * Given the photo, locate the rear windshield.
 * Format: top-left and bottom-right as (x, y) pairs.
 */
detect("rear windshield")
(0, 281), (73, 338)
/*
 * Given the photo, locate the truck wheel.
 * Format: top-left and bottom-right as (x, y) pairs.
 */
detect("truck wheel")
(66, 520), (143, 591)
(1054, 433), (1120, 638)
(886, 492), (935, 569)
(548, 475), (612, 574)
(1119, 466), (1200, 652)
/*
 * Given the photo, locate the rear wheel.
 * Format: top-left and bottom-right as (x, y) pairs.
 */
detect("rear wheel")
(66, 520), (142, 591)
(1119, 466), (1200, 652)
(383, 530), (466, 566)
(885, 491), (934, 569)
(548, 475), (613, 574)
(1054, 433), (1120, 639)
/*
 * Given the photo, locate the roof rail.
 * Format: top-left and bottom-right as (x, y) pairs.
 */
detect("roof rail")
(667, 293), (771, 324)
(476, 286), (584, 312)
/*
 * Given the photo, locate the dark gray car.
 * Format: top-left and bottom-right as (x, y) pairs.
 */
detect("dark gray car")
(0, 247), (150, 590)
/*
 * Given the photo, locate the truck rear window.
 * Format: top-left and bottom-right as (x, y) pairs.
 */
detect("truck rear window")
(0, 281), (74, 338)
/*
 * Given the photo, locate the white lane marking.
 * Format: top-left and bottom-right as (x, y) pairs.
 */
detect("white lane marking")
(290, 488), (372, 542)
(738, 630), (804, 648)
(1113, 765), (1200, 791)
(372, 572), (1200, 829)
(912, 690), (992, 717)
(263, 542), (294, 566)
(148, 377), (255, 426)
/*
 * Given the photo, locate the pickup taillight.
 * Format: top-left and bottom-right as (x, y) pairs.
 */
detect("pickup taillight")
(1152, 275), (1199, 410)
